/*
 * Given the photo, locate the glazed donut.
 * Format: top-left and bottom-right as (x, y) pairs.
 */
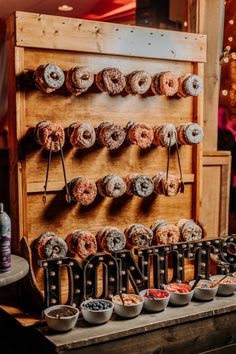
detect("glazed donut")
(151, 220), (180, 245)
(66, 230), (97, 259)
(176, 124), (188, 145)
(156, 124), (177, 147)
(34, 64), (65, 93)
(124, 174), (154, 197)
(177, 219), (203, 242)
(184, 123), (204, 144)
(97, 226), (126, 252)
(68, 122), (96, 148)
(36, 231), (68, 259)
(124, 224), (153, 248)
(66, 66), (94, 96)
(153, 173), (181, 196)
(97, 175), (126, 198)
(151, 71), (178, 96)
(35, 120), (65, 152)
(152, 126), (162, 146)
(95, 68), (126, 94)
(126, 121), (154, 149)
(125, 71), (152, 95)
(68, 177), (97, 205)
(177, 74), (190, 98)
(97, 122), (126, 150)
(183, 74), (203, 96)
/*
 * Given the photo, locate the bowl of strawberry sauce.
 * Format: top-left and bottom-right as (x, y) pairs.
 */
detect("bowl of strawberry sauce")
(139, 289), (170, 312)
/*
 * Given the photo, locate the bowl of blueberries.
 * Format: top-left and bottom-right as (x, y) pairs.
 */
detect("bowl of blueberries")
(81, 299), (114, 325)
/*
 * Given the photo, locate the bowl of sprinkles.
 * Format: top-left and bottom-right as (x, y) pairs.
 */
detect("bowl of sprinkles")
(189, 279), (218, 301)
(81, 299), (114, 325)
(112, 293), (144, 318)
(139, 289), (170, 312)
(165, 282), (194, 306)
(210, 275), (236, 296)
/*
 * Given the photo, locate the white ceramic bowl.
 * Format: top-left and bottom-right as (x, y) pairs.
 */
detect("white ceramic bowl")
(189, 280), (218, 301)
(165, 284), (194, 306)
(139, 289), (170, 312)
(210, 275), (236, 296)
(44, 304), (79, 332)
(112, 294), (144, 318)
(81, 299), (114, 325)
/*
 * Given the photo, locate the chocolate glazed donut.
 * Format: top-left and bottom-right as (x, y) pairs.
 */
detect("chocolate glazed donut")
(124, 224), (153, 248)
(124, 174), (154, 197)
(97, 226), (126, 252)
(68, 122), (96, 148)
(177, 219), (203, 242)
(95, 67), (126, 94)
(126, 121), (154, 149)
(151, 220), (180, 245)
(68, 177), (97, 206)
(66, 66), (94, 96)
(35, 231), (68, 259)
(97, 175), (127, 198)
(34, 64), (65, 93)
(35, 120), (65, 152)
(96, 122), (126, 150)
(125, 71), (152, 95)
(66, 230), (97, 259)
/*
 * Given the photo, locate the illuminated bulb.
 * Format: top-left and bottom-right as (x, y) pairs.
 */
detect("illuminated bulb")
(226, 45), (231, 51)
(228, 37), (233, 42)
(231, 52), (236, 59)
(58, 4), (73, 11)
(184, 21), (188, 27)
(224, 57), (229, 63)
(222, 89), (228, 96)
(229, 19), (234, 25)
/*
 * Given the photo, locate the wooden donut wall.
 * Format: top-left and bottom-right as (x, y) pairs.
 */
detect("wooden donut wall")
(7, 12), (206, 296)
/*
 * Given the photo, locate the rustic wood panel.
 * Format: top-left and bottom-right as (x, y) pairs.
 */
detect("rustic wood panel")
(15, 11), (207, 62)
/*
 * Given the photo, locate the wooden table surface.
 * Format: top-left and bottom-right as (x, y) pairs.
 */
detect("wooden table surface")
(0, 255), (29, 287)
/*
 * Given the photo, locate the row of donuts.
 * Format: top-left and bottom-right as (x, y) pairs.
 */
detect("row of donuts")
(34, 64), (203, 97)
(68, 173), (182, 206)
(35, 120), (203, 152)
(35, 219), (204, 260)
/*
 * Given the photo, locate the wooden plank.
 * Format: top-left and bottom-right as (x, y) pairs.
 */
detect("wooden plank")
(15, 11), (207, 62)
(219, 163), (231, 236)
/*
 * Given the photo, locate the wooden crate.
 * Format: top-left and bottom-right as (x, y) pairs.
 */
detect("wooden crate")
(7, 12), (206, 293)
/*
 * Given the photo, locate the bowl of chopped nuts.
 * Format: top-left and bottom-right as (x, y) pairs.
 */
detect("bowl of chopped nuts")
(81, 299), (114, 325)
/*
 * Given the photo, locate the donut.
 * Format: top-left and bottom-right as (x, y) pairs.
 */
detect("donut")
(153, 173), (181, 196)
(177, 219), (203, 242)
(125, 71), (151, 95)
(124, 224), (153, 248)
(126, 121), (154, 149)
(152, 126), (162, 146)
(96, 122), (126, 150)
(183, 74), (203, 96)
(156, 124), (177, 147)
(68, 177), (97, 205)
(151, 71), (178, 96)
(68, 122), (96, 148)
(65, 230), (97, 259)
(95, 68), (126, 94)
(97, 226), (126, 252)
(97, 175), (126, 198)
(176, 124), (188, 145)
(151, 220), (180, 245)
(177, 74), (190, 98)
(124, 174), (154, 197)
(36, 231), (68, 259)
(66, 66), (94, 96)
(184, 123), (204, 144)
(33, 64), (65, 93)
(35, 120), (65, 152)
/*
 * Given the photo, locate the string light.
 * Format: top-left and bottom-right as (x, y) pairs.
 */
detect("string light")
(228, 37), (233, 42)
(222, 90), (228, 96)
(229, 19), (234, 25)
(226, 45), (231, 51)
(231, 52), (236, 60)
(58, 4), (73, 11)
(183, 21), (188, 27)
(224, 57), (229, 63)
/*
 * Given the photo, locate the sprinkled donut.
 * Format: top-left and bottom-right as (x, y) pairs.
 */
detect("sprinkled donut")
(125, 71), (151, 95)
(66, 230), (97, 259)
(66, 66), (94, 96)
(152, 126), (162, 146)
(183, 74), (203, 96)
(35, 120), (65, 152)
(151, 73), (163, 95)
(153, 173), (181, 196)
(124, 174), (154, 197)
(95, 67), (126, 94)
(151, 220), (180, 245)
(97, 122), (126, 150)
(177, 219), (203, 242)
(97, 175), (126, 198)
(124, 224), (153, 248)
(97, 226), (126, 252)
(177, 74), (190, 98)
(176, 123), (203, 145)
(68, 122), (96, 148)
(126, 121), (154, 149)
(68, 177), (97, 205)
(34, 64), (65, 93)
(176, 124), (188, 145)
(151, 71), (178, 96)
(154, 124), (177, 147)
(36, 231), (68, 259)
